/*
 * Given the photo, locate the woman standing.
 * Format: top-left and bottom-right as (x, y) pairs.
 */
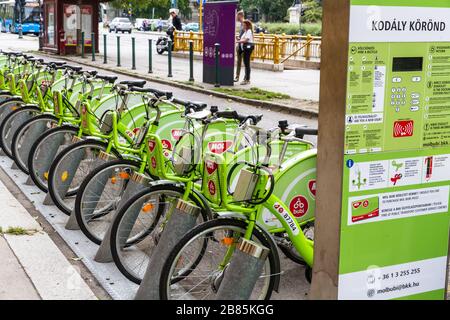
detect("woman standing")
(238, 20), (254, 85)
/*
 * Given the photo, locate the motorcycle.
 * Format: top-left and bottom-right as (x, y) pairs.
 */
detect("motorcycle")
(156, 26), (175, 55)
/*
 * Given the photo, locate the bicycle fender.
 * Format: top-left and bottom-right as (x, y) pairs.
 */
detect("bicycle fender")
(216, 212), (282, 293)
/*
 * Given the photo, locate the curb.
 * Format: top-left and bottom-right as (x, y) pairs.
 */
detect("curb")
(32, 51), (319, 119)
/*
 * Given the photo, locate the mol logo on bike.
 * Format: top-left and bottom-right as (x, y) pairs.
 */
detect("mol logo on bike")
(171, 129), (184, 141)
(308, 180), (317, 198)
(208, 180), (216, 195)
(208, 141), (233, 154)
(289, 196), (309, 218)
(206, 160), (218, 175)
(151, 156), (157, 169)
(148, 140), (156, 152)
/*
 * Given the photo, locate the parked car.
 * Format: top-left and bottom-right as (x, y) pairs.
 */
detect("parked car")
(185, 22), (199, 32)
(109, 17), (133, 34)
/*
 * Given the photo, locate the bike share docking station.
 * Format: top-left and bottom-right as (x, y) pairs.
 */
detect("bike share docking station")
(311, 0), (450, 300)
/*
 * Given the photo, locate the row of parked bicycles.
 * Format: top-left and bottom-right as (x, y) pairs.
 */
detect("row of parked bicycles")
(0, 50), (318, 300)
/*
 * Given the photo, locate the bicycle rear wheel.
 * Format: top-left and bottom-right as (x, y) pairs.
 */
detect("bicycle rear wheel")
(28, 125), (79, 192)
(11, 114), (58, 174)
(48, 139), (120, 215)
(160, 218), (277, 300)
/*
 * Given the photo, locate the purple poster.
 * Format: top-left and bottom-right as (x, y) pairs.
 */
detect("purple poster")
(203, 1), (238, 85)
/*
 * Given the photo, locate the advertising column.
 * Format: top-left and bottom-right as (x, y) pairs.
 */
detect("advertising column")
(202, 1), (237, 86)
(338, 0), (450, 300)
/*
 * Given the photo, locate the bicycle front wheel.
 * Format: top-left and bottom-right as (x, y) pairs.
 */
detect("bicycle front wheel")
(28, 125), (79, 193)
(48, 139), (120, 215)
(11, 114), (58, 174)
(0, 105), (40, 158)
(75, 159), (145, 245)
(160, 218), (277, 300)
(110, 184), (208, 284)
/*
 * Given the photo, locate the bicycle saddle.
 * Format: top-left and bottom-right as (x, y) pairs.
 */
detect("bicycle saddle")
(96, 75), (118, 83)
(84, 70), (98, 77)
(119, 80), (146, 88)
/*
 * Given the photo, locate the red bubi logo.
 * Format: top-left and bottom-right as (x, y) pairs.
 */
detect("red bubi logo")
(161, 139), (173, 151)
(289, 196), (309, 218)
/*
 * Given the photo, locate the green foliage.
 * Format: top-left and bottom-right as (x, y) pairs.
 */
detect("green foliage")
(240, 0), (292, 22)
(111, 0), (192, 19)
(302, 0), (322, 23)
(260, 22), (322, 36)
(213, 87), (290, 101)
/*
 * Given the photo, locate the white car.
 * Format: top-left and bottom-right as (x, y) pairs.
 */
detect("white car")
(109, 17), (133, 34)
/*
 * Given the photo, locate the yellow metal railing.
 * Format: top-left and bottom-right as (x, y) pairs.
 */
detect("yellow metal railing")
(173, 30), (322, 64)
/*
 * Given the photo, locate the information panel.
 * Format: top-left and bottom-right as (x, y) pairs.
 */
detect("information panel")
(339, 0), (450, 300)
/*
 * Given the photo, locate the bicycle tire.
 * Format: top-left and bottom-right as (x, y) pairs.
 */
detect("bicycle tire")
(0, 105), (40, 158)
(110, 184), (209, 284)
(159, 218), (277, 300)
(28, 125), (80, 192)
(11, 114), (58, 174)
(48, 139), (121, 215)
(75, 158), (145, 245)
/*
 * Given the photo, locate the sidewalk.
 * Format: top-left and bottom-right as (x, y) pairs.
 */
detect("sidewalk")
(0, 178), (97, 300)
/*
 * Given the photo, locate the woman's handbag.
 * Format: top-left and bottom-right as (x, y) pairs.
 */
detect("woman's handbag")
(244, 43), (255, 51)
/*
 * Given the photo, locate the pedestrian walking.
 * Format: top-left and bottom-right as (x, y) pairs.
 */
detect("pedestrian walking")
(234, 10), (245, 83)
(238, 20), (254, 85)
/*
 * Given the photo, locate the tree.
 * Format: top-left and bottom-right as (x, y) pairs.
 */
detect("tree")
(111, 0), (192, 19)
(240, 0), (293, 22)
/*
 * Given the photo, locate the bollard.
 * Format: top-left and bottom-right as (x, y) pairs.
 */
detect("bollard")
(91, 32), (96, 61)
(94, 172), (151, 263)
(66, 152), (114, 230)
(81, 32), (85, 58)
(131, 37), (136, 70)
(216, 238), (270, 300)
(148, 39), (153, 74)
(189, 41), (194, 82)
(214, 43), (220, 87)
(135, 199), (201, 300)
(167, 39), (173, 77)
(103, 34), (107, 64)
(117, 36), (121, 67)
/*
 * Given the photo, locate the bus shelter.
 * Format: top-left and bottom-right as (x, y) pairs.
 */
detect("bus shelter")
(41, 0), (106, 55)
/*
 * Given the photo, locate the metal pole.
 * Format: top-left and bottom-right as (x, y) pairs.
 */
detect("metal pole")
(199, 0), (203, 32)
(103, 34), (107, 64)
(117, 36), (121, 67)
(168, 39), (173, 77)
(214, 43), (220, 87)
(148, 39), (153, 73)
(131, 37), (136, 70)
(18, 1), (23, 39)
(81, 32), (85, 58)
(91, 32), (96, 61)
(189, 41), (194, 82)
